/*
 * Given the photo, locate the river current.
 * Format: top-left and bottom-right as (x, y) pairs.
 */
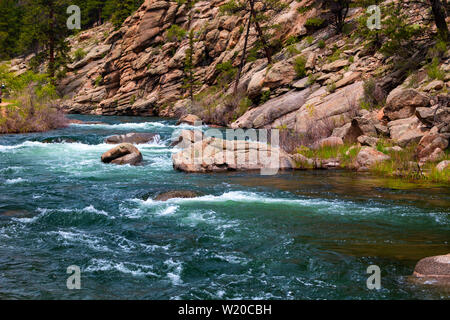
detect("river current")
(0, 115), (448, 299)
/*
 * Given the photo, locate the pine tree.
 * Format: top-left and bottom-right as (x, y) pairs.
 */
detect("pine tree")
(19, 0), (72, 79)
(0, 0), (23, 59)
(429, 0), (449, 41)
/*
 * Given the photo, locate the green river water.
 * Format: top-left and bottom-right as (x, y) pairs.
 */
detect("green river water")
(0, 115), (449, 299)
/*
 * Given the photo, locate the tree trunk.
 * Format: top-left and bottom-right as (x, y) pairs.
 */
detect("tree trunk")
(250, 2), (272, 64)
(48, 2), (55, 79)
(430, 0), (449, 41)
(234, 12), (252, 94)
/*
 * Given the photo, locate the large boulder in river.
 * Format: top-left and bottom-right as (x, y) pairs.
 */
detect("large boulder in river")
(154, 190), (200, 201)
(172, 137), (294, 173)
(105, 133), (159, 144)
(383, 88), (430, 121)
(412, 254), (450, 286)
(101, 143), (143, 165)
(170, 129), (203, 148)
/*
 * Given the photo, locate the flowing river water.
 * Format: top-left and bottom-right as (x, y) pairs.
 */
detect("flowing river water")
(0, 115), (449, 299)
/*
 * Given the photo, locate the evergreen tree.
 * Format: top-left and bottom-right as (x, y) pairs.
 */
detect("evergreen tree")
(19, 0), (72, 79)
(0, 0), (23, 59)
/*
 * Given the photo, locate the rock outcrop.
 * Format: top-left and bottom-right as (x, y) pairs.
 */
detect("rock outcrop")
(101, 143), (143, 165)
(416, 130), (448, 163)
(355, 147), (391, 171)
(383, 88), (430, 121)
(172, 137), (294, 173)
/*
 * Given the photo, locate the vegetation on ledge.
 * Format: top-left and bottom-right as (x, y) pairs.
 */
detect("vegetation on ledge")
(0, 65), (68, 134)
(294, 141), (450, 185)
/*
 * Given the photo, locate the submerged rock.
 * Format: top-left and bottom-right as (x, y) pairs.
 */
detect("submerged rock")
(412, 254), (450, 286)
(105, 132), (159, 144)
(154, 190), (201, 201)
(101, 143), (143, 165)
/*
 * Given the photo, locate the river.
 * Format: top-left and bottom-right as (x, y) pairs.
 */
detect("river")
(0, 115), (449, 299)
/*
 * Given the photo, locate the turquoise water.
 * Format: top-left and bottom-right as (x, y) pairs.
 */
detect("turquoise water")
(0, 115), (449, 299)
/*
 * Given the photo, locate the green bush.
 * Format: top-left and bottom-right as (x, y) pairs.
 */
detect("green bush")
(304, 17), (325, 29)
(73, 48), (87, 61)
(318, 39), (325, 49)
(426, 57), (445, 81)
(166, 24), (187, 42)
(294, 56), (307, 78)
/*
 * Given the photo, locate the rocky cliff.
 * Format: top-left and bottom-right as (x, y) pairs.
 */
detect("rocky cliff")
(8, 0), (450, 165)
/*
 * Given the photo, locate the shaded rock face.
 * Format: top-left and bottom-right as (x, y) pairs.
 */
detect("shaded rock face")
(101, 143), (143, 165)
(416, 132), (448, 163)
(172, 137), (294, 174)
(383, 88), (430, 121)
(412, 254), (450, 286)
(356, 147), (390, 171)
(332, 122), (364, 144)
(105, 133), (159, 144)
(388, 116), (428, 147)
(154, 190), (200, 201)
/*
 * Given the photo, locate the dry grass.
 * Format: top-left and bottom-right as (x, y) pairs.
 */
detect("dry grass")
(0, 86), (68, 134)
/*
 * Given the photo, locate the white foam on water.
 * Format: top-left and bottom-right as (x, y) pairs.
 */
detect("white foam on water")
(159, 205), (178, 215)
(5, 178), (28, 184)
(104, 232), (170, 253)
(212, 253), (249, 265)
(48, 230), (113, 253)
(0, 166), (23, 173)
(85, 258), (158, 277)
(12, 205), (114, 225)
(165, 258), (183, 285)
(71, 121), (206, 131)
(135, 191), (331, 207)
(82, 205), (111, 217)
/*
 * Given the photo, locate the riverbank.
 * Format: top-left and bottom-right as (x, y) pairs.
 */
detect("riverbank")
(0, 66), (68, 134)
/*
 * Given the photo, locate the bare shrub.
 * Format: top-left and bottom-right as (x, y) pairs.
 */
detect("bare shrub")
(0, 85), (68, 134)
